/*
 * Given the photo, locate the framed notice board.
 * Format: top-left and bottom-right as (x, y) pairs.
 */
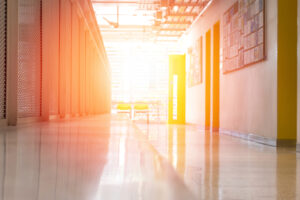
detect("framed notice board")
(223, 0), (265, 73)
(188, 36), (203, 87)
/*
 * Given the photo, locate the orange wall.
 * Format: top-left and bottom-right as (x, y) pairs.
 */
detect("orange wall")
(43, 0), (111, 119)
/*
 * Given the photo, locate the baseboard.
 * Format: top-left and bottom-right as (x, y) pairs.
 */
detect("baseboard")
(220, 129), (277, 146)
(18, 117), (43, 124)
(220, 129), (297, 147)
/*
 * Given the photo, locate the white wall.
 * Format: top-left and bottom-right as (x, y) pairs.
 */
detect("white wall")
(183, 0), (278, 139)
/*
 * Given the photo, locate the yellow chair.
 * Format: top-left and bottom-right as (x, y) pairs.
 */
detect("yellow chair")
(116, 103), (132, 119)
(133, 103), (149, 123)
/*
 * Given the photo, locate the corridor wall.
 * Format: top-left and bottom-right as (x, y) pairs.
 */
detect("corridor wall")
(1, 0), (110, 126)
(43, 0), (111, 119)
(184, 0), (278, 140)
(0, 0), (6, 121)
(183, 0), (292, 145)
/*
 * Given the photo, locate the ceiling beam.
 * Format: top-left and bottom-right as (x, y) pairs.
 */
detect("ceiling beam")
(162, 20), (191, 25)
(160, 28), (186, 31)
(155, 40), (179, 43)
(168, 13), (198, 17)
(156, 34), (182, 37)
(100, 25), (153, 29)
(100, 25), (186, 31)
(173, 2), (207, 7)
(92, 1), (159, 4)
(92, 0), (208, 7)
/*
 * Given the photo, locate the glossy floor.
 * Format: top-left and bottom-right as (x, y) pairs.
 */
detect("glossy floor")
(136, 122), (300, 200)
(0, 115), (299, 200)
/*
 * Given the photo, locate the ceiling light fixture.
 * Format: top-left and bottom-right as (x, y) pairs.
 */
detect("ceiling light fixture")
(173, 5), (178, 12)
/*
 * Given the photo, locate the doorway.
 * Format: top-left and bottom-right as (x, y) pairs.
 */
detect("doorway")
(168, 55), (186, 124)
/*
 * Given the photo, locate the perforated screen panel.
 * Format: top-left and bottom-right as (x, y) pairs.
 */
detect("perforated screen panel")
(18, 0), (41, 118)
(0, 0), (7, 119)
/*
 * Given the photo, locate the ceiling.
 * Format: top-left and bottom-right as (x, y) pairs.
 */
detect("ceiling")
(91, 0), (213, 104)
(92, 0), (213, 43)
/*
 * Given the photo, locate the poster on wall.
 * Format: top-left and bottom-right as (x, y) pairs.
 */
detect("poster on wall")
(188, 37), (203, 87)
(223, 0), (265, 73)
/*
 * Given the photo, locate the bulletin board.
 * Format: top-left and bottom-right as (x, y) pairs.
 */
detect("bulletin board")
(188, 36), (203, 87)
(223, 0), (265, 73)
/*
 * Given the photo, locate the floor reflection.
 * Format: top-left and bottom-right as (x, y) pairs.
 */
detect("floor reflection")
(136, 121), (300, 200)
(168, 126), (186, 176)
(0, 119), (110, 200)
(276, 149), (297, 199)
(1, 115), (300, 199)
(0, 115), (196, 200)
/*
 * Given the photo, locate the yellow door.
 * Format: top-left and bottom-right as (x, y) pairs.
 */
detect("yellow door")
(168, 55), (186, 124)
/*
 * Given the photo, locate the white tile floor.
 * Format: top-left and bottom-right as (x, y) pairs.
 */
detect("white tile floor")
(0, 114), (299, 200)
